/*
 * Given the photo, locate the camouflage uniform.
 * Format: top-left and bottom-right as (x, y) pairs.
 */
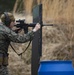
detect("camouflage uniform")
(0, 23), (34, 75)
(0, 66), (9, 75)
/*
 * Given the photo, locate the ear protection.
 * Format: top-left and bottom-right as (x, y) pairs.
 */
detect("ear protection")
(4, 12), (11, 26)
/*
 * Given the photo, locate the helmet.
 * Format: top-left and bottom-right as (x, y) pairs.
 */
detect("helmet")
(0, 12), (15, 26)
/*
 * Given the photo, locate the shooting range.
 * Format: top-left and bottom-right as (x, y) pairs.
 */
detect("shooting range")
(0, 0), (74, 75)
(15, 3), (74, 75)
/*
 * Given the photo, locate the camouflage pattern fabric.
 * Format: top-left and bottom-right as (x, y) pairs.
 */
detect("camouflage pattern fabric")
(0, 23), (34, 54)
(0, 66), (9, 75)
(0, 23), (35, 75)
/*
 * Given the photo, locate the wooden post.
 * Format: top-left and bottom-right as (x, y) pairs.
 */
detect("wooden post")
(31, 4), (42, 75)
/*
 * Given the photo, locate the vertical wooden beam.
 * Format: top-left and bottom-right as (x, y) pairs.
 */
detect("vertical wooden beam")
(31, 4), (42, 75)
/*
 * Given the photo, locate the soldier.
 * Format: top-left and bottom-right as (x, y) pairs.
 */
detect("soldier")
(0, 12), (41, 75)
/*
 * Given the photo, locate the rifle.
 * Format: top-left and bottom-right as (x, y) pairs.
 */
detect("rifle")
(15, 19), (53, 33)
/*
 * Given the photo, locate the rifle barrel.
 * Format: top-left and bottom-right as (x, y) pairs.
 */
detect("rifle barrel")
(43, 24), (54, 26)
(28, 23), (54, 27)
